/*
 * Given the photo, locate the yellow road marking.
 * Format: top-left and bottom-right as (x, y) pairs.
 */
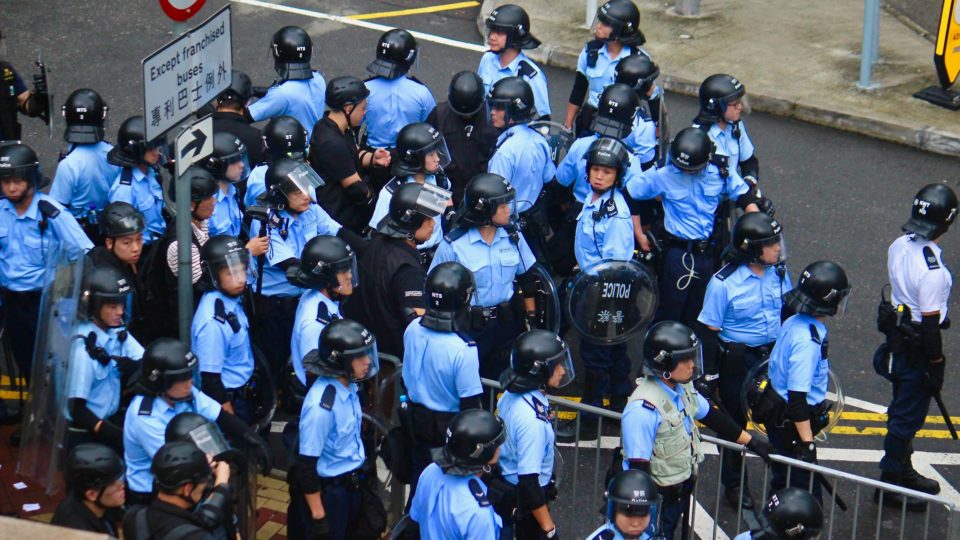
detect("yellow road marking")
(346, 1), (480, 21)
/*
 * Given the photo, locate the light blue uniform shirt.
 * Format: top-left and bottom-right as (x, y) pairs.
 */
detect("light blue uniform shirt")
(585, 523), (651, 540)
(192, 290), (253, 390)
(49, 142), (121, 218)
(364, 76), (436, 148)
(410, 462), (502, 540)
(249, 73), (326, 139)
(733, 533), (753, 540)
(66, 322), (144, 420)
(574, 188), (635, 270)
(430, 226), (536, 307)
(699, 263), (793, 346)
(290, 290), (340, 386)
(488, 124), (556, 213)
(577, 45), (661, 107)
(108, 167), (166, 244)
(0, 194), (93, 291)
(402, 318), (482, 413)
(243, 164), (268, 209)
(768, 314), (829, 405)
(498, 390), (555, 486)
(258, 204), (342, 297)
(369, 175), (444, 250)
(123, 388), (222, 492)
(555, 133), (643, 203)
(477, 51), (551, 118)
(624, 110), (658, 164)
(625, 163), (748, 240)
(299, 377), (365, 477)
(208, 183), (242, 238)
(707, 121), (755, 174)
(621, 379), (710, 469)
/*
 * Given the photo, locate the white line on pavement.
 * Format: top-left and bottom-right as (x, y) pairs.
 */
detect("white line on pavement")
(693, 501), (731, 540)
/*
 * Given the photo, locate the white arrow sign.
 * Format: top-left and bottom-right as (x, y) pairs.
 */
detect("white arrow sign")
(175, 115), (213, 177)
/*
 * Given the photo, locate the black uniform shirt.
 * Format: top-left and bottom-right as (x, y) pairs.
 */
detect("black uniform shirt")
(426, 103), (500, 205)
(51, 496), (117, 537)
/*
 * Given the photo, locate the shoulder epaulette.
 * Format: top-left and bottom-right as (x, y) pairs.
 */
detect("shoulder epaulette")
(638, 399), (657, 412)
(214, 298), (241, 333)
(37, 199), (61, 220)
(406, 75), (427, 87)
(923, 246), (941, 270)
(592, 529), (616, 540)
(585, 39), (604, 68)
(384, 177), (403, 194)
(468, 478), (491, 507)
(808, 324), (821, 344)
(494, 131), (515, 151)
(118, 168), (133, 186)
(316, 300), (336, 325)
(138, 396), (155, 416)
(517, 60), (539, 79)
(455, 331), (476, 347)
(528, 395), (550, 422)
(714, 263), (737, 281)
(320, 384), (337, 411)
(443, 227), (468, 243)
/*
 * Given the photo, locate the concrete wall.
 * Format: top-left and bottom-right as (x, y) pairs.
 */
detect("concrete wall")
(886, 0), (940, 39)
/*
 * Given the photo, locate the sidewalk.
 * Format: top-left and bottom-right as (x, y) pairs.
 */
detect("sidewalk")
(479, 0), (960, 157)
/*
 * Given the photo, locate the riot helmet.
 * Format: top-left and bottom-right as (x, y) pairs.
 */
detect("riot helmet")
(726, 212), (787, 266)
(137, 338), (199, 401)
(605, 470), (660, 539)
(783, 261), (850, 318)
(698, 74), (746, 124)
(591, 83), (640, 139)
(594, 0), (645, 46)
(367, 29), (418, 79)
(487, 76), (536, 124)
(165, 412), (235, 464)
(642, 321), (703, 382)
(325, 76), (370, 112)
(585, 136), (631, 188)
(433, 409), (506, 475)
(62, 89), (108, 144)
(107, 116), (166, 168)
(485, 4), (541, 51)
(306, 319), (380, 382)
(377, 182), (449, 240)
(151, 441), (212, 492)
(79, 266), (133, 328)
(286, 235), (358, 294)
(459, 173), (517, 227)
(99, 201), (145, 239)
(216, 70), (253, 107)
(448, 71), (486, 117)
(615, 54), (660, 96)
(200, 235), (250, 296)
(263, 116), (308, 161)
(503, 330), (575, 392)
(763, 488), (824, 540)
(902, 183), (959, 240)
(669, 127), (713, 173)
(271, 26), (313, 81)
(393, 122), (451, 176)
(202, 132), (249, 182)
(264, 157), (324, 210)
(0, 141), (42, 188)
(168, 165), (218, 204)
(421, 262), (475, 332)
(65, 443), (124, 499)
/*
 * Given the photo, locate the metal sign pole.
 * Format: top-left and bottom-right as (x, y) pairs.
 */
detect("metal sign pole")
(175, 147), (193, 346)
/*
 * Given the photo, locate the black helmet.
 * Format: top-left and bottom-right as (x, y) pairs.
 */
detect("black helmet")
(286, 235), (357, 291)
(165, 412), (237, 464)
(325, 76), (370, 112)
(503, 330), (575, 392)
(168, 165), (218, 203)
(783, 261), (850, 317)
(698, 74), (746, 124)
(605, 470), (659, 526)
(200, 235), (250, 294)
(726, 212), (786, 266)
(763, 488), (823, 539)
(421, 262), (475, 332)
(307, 319), (380, 382)
(367, 29), (418, 79)
(377, 182), (448, 239)
(271, 26), (313, 81)
(459, 173), (516, 226)
(263, 116), (308, 161)
(433, 409), (506, 476)
(669, 127), (713, 173)
(642, 321), (703, 379)
(595, 0), (645, 46)
(152, 440), (212, 491)
(0, 141), (42, 187)
(79, 266), (132, 327)
(487, 77), (536, 124)
(902, 183), (959, 240)
(202, 132), (249, 182)
(584, 136), (631, 185)
(107, 116), (165, 167)
(448, 71), (486, 117)
(485, 4), (541, 51)
(615, 54), (660, 96)
(65, 443), (124, 497)
(62, 89), (108, 144)
(591, 83), (640, 139)
(393, 122), (451, 176)
(165, 412), (212, 444)
(99, 201), (145, 239)
(265, 157), (325, 209)
(217, 70), (253, 106)
(138, 338), (199, 399)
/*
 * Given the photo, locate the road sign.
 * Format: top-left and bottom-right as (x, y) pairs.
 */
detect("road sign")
(142, 4), (231, 141)
(158, 0), (207, 22)
(175, 115), (213, 177)
(935, 0), (960, 88)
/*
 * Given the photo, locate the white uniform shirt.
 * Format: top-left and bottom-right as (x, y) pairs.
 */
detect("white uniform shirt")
(888, 234), (952, 323)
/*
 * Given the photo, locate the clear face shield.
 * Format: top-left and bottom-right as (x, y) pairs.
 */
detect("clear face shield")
(664, 343), (703, 383)
(486, 98), (530, 127)
(145, 138), (170, 167)
(91, 289), (134, 329)
(224, 152), (252, 183)
(415, 182), (453, 216)
(184, 423), (232, 462)
(543, 347), (576, 389)
(488, 190), (519, 226)
(829, 287), (852, 319)
(342, 341), (380, 382)
(330, 253), (360, 291)
(753, 232), (787, 266)
(725, 95), (751, 119)
(417, 138), (452, 174)
(280, 162), (326, 198)
(210, 250), (250, 292)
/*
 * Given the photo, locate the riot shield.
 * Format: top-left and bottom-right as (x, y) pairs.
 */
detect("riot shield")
(17, 248), (88, 494)
(246, 345), (277, 433)
(515, 263), (561, 333)
(741, 359), (845, 438)
(656, 94), (669, 166)
(565, 259), (658, 345)
(529, 120), (575, 166)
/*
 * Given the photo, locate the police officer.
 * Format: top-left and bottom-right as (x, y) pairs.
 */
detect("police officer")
(364, 28), (436, 151)
(50, 89), (120, 240)
(212, 70), (265, 167)
(694, 74), (759, 188)
(52, 443), (125, 536)
(614, 54), (661, 165)
(249, 26), (326, 139)
(426, 71), (500, 204)
(344, 183), (440, 358)
(0, 141), (92, 381)
(697, 212), (791, 509)
(876, 183), (956, 506)
(620, 321), (774, 539)
(0, 58), (48, 140)
(288, 319), (380, 540)
(496, 330), (575, 539)
(201, 132), (249, 237)
(478, 4), (551, 120)
(67, 266), (143, 453)
(409, 409), (506, 539)
(765, 261), (850, 498)
(625, 128), (760, 328)
(402, 262), (483, 499)
(733, 488), (823, 540)
(586, 469), (659, 540)
(245, 115), (309, 209)
(107, 115), (168, 244)
(430, 173), (541, 381)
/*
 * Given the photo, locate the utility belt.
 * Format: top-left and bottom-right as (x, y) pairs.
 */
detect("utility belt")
(877, 300), (950, 357)
(719, 341), (775, 377)
(0, 288), (42, 303)
(749, 381), (830, 434)
(404, 401), (456, 446)
(256, 294), (301, 313)
(482, 467), (558, 519)
(319, 464), (366, 491)
(663, 233), (713, 254)
(468, 301), (518, 330)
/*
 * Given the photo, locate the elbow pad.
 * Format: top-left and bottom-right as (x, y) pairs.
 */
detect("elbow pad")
(785, 391), (810, 422)
(517, 474), (547, 510)
(459, 394), (482, 411)
(920, 315), (944, 361)
(201, 372), (230, 404)
(215, 408), (249, 439)
(568, 72), (588, 106)
(22, 92), (48, 118)
(735, 185), (758, 210)
(195, 484), (232, 529)
(647, 95), (662, 125)
(739, 156), (759, 180)
(700, 405), (743, 442)
(337, 227), (369, 258)
(68, 398), (102, 432)
(627, 459), (651, 474)
(295, 455), (322, 494)
(698, 324), (721, 375)
(344, 181), (370, 203)
(514, 270), (538, 299)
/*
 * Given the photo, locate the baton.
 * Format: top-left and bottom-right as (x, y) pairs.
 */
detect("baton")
(816, 472), (848, 511)
(933, 392), (959, 440)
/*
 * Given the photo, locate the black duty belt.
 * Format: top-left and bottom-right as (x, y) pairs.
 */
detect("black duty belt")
(663, 234), (712, 254)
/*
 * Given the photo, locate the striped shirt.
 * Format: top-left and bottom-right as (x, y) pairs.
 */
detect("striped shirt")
(166, 220), (209, 284)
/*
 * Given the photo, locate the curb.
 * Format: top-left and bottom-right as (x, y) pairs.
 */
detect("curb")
(476, 1), (960, 158)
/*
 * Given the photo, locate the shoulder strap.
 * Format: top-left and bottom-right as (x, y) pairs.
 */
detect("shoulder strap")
(213, 298), (241, 333)
(37, 199), (61, 220)
(714, 263), (737, 281)
(443, 227), (468, 243)
(594, 529), (616, 540)
(119, 167), (133, 186)
(455, 331), (476, 346)
(406, 75), (428, 87)
(467, 478), (492, 507)
(138, 396), (155, 416)
(517, 60), (538, 79)
(585, 39), (604, 68)
(808, 324), (822, 344)
(923, 246), (941, 270)
(384, 177), (402, 194)
(709, 154), (729, 179)
(320, 384), (337, 411)
(134, 506), (153, 540)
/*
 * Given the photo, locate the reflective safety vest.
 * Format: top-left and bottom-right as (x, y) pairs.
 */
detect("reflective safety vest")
(627, 376), (704, 486)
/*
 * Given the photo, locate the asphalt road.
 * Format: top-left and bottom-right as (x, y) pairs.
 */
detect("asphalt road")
(5, 0), (960, 537)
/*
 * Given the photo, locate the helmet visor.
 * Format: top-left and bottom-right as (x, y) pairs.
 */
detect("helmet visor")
(416, 182), (453, 217)
(415, 138), (452, 174)
(211, 250), (250, 290)
(313, 251), (359, 290)
(224, 151), (252, 183)
(185, 423), (231, 462)
(342, 341), (380, 382)
(90, 288), (134, 328)
(280, 162), (326, 196)
(657, 343), (703, 381)
(752, 232), (787, 266)
(489, 191), (519, 225)
(831, 287), (852, 319)
(544, 347), (576, 388)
